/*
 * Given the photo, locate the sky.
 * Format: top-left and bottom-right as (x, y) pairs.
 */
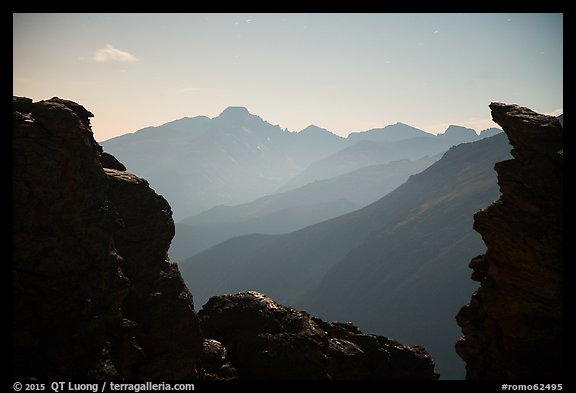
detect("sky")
(13, 13), (563, 141)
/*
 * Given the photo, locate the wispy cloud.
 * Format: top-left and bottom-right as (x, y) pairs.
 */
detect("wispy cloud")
(94, 44), (138, 63)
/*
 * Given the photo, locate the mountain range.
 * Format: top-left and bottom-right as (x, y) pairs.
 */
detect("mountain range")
(102, 107), (500, 220)
(277, 124), (500, 192)
(178, 133), (513, 379)
(170, 154), (440, 261)
(102, 108), (345, 219)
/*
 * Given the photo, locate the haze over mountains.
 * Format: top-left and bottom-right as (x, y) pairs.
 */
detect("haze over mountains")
(278, 124), (500, 192)
(178, 133), (512, 379)
(102, 107), (345, 220)
(102, 107), (500, 221)
(170, 154), (440, 261)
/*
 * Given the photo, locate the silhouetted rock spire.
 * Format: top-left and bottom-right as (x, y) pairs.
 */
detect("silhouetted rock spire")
(456, 103), (563, 379)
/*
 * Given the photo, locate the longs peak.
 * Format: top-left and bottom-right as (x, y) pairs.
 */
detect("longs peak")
(217, 106), (251, 117)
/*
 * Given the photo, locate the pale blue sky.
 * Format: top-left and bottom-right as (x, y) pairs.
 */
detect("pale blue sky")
(13, 13), (563, 141)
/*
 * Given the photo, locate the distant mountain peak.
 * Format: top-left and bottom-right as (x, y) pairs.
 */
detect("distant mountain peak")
(300, 124), (325, 132)
(440, 125), (478, 136)
(346, 122), (430, 143)
(298, 125), (344, 141)
(300, 125), (330, 134)
(217, 106), (251, 119)
(479, 127), (503, 138)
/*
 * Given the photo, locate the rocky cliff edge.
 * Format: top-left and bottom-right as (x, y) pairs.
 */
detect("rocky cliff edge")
(13, 96), (203, 378)
(456, 103), (563, 379)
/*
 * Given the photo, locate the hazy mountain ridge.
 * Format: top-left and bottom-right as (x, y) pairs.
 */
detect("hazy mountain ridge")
(171, 199), (358, 263)
(102, 107), (501, 219)
(277, 126), (502, 192)
(170, 155), (440, 261)
(300, 133), (512, 379)
(179, 133), (512, 379)
(346, 122), (431, 143)
(102, 107), (347, 219)
(180, 133), (511, 308)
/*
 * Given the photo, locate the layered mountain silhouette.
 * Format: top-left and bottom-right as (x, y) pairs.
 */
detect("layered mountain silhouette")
(102, 108), (345, 219)
(179, 133), (512, 379)
(277, 125), (501, 192)
(170, 154), (440, 261)
(102, 107), (499, 220)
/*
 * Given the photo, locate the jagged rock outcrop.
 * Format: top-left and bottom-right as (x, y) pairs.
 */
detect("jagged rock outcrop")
(13, 96), (203, 379)
(199, 291), (438, 379)
(456, 103), (563, 379)
(197, 339), (237, 380)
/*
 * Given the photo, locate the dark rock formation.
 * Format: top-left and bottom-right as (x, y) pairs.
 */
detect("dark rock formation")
(456, 103), (563, 379)
(104, 169), (203, 378)
(100, 152), (126, 171)
(197, 339), (237, 380)
(13, 96), (203, 379)
(199, 291), (438, 379)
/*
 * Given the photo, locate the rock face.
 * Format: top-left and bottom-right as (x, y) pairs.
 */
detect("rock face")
(199, 291), (438, 379)
(13, 96), (203, 379)
(456, 103), (563, 379)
